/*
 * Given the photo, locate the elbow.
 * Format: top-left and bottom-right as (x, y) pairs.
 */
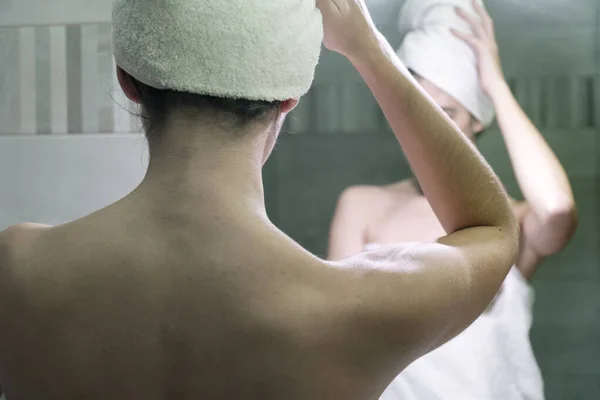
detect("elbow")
(506, 221), (521, 262)
(499, 210), (521, 255)
(493, 211), (520, 264)
(538, 202), (579, 255)
(547, 198), (578, 237)
(556, 204), (578, 231)
(555, 201), (578, 230)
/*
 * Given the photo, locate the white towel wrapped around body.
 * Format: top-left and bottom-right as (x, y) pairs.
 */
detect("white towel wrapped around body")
(112, 0), (323, 101)
(397, 0), (495, 127)
(363, 245), (545, 400)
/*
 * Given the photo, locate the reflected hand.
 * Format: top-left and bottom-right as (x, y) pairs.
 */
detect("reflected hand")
(451, 0), (506, 96)
(316, 0), (379, 58)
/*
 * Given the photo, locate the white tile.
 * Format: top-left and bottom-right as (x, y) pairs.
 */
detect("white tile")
(50, 26), (68, 134)
(81, 24), (99, 133)
(19, 26), (36, 135)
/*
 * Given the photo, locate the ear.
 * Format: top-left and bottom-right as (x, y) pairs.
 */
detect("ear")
(472, 118), (485, 135)
(280, 99), (299, 115)
(117, 66), (142, 104)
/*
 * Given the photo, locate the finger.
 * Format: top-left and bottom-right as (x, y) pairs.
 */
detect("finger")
(316, 0), (337, 15)
(471, 0), (495, 36)
(328, 0), (343, 13)
(451, 28), (483, 53)
(315, 0), (331, 13)
(455, 7), (486, 39)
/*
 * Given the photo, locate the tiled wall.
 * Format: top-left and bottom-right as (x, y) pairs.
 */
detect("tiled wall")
(0, 23), (135, 135)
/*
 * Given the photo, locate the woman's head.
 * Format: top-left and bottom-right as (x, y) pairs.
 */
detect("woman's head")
(112, 0), (322, 163)
(117, 67), (296, 142)
(112, 0), (323, 135)
(413, 73), (485, 141)
(397, 0), (496, 133)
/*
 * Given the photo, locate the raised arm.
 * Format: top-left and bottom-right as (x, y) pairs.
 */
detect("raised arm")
(453, 0), (577, 279)
(317, 0), (519, 359)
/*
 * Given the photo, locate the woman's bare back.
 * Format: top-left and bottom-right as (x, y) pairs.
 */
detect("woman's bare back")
(0, 200), (387, 400)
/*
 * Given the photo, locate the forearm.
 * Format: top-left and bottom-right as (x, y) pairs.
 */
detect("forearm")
(347, 36), (515, 234)
(491, 81), (576, 220)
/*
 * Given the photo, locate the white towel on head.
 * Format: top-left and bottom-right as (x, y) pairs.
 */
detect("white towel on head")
(112, 0), (323, 101)
(397, 0), (495, 127)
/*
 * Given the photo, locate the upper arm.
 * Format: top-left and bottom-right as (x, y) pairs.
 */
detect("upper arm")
(334, 225), (517, 369)
(327, 187), (375, 261)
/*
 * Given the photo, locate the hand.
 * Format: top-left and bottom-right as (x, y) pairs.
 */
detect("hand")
(451, 0), (506, 96)
(316, 0), (379, 58)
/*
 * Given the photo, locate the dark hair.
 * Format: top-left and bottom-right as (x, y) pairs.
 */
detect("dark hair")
(130, 78), (283, 139)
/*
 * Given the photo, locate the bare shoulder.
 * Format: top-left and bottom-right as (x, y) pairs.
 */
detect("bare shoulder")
(0, 222), (51, 241)
(338, 182), (410, 207)
(348, 180), (419, 206)
(0, 223), (51, 269)
(386, 179), (421, 196)
(339, 184), (386, 201)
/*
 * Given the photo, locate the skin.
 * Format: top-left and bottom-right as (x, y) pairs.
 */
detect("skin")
(0, 1), (518, 398)
(329, 0), (578, 281)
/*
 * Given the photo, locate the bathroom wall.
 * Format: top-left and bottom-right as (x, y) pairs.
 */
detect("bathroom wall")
(0, 134), (147, 228)
(0, 0), (111, 27)
(0, 0), (131, 136)
(0, 0), (142, 229)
